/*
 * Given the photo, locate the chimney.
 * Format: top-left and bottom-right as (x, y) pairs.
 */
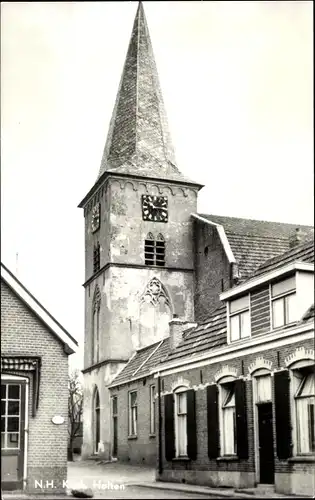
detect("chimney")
(169, 315), (197, 351)
(289, 228), (302, 249)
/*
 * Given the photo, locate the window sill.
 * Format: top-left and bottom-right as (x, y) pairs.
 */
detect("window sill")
(149, 433), (156, 438)
(288, 455), (315, 463)
(172, 456), (191, 462)
(127, 435), (138, 440)
(216, 456), (239, 462)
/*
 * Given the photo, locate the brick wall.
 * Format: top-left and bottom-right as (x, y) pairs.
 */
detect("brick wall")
(1, 280), (69, 494)
(194, 220), (230, 322)
(109, 375), (157, 465)
(158, 337), (315, 494)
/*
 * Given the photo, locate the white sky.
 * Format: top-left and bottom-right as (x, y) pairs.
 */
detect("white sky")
(1, 1), (313, 369)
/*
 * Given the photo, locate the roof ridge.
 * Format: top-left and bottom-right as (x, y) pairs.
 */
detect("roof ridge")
(199, 213), (314, 228)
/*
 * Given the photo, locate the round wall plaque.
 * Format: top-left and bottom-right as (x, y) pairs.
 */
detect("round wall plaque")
(51, 415), (65, 425)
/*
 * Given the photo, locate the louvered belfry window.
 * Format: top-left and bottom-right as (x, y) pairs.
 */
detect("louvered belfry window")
(93, 242), (100, 274)
(144, 233), (165, 267)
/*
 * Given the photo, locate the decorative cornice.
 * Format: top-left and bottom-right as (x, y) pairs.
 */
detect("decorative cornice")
(214, 365), (238, 382)
(284, 346), (314, 368)
(171, 376), (191, 391)
(83, 263), (194, 288)
(248, 357), (273, 375)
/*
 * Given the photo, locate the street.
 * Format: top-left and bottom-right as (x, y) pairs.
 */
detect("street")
(66, 460), (214, 499)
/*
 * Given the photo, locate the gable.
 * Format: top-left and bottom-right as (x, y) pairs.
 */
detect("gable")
(1, 265), (77, 354)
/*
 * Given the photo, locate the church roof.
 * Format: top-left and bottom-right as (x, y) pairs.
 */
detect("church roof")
(1, 263), (78, 354)
(109, 337), (169, 388)
(96, 2), (198, 187)
(199, 214), (314, 279)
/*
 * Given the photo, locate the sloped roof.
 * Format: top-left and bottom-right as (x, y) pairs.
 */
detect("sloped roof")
(302, 304), (314, 322)
(161, 304), (227, 364)
(109, 337), (169, 388)
(199, 214), (314, 279)
(248, 239), (314, 279)
(1, 263), (78, 354)
(97, 2), (198, 186)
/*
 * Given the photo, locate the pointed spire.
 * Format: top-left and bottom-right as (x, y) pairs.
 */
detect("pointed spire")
(97, 1), (193, 184)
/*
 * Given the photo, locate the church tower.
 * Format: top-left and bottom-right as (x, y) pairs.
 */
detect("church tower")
(79, 2), (203, 459)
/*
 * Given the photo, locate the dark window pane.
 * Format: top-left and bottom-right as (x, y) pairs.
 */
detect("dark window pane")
(1, 385), (6, 400)
(112, 397), (117, 415)
(1, 417), (5, 432)
(1, 401), (6, 416)
(1, 433), (5, 449)
(7, 417), (19, 432)
(7, 433), (19, 449)
(8, 385), (20, 400)
(8, 401), (20, 416)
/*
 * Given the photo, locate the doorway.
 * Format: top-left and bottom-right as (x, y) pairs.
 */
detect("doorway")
(1, 380), (26, 490)
(112, 396), (118, 458)
(93, 388), (100, 454)
(258, 403), (274, 484)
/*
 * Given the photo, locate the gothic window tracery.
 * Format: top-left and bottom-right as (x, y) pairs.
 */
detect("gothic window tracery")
(139, 278), (172, 345)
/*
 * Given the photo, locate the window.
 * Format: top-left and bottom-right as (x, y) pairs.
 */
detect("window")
(175, 390), (187, 456)
(144, 233), (165, 267)
(221, 383), (236, 455)
(91, 286), (101, 364)
(150, 385), (156, 435)
(294, 369), (315, 454)
(229, 295), (250, 342)
(1, 384), (21, 450)
(128, 391), (138, 436)
(271, 276), (297, 329)
(93, 242), (100, 274)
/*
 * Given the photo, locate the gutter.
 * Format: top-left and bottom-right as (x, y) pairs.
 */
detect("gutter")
(23, 379), (29, 490)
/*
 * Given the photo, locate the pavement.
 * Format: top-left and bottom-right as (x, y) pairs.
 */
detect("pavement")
(2, 459), (311, 499)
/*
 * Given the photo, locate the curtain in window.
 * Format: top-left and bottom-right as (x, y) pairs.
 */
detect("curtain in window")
(296, 373), (315, 453)
(177, 392), (187, 456)
(256, 375), (272, 403)
(222, 386), (236, 455)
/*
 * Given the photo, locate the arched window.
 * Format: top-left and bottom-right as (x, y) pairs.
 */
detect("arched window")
(144, 233), (165, 267)
(93, 242), (100, 274)
(93, 387), (100, 454)
(91, 286), (101, 364)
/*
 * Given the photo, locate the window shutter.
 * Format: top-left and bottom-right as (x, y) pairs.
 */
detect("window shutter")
(186, 389), (197, 460)
(164, 394), (175, 461)
(235, 379), (249, 459)
(207, 384), (219, 459)
(274, 370), (292, 459)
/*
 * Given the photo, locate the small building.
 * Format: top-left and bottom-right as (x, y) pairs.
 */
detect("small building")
(1, 263), (78, 494)
(155, 240), (315, 497)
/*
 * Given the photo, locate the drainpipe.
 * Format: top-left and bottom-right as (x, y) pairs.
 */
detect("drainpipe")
(23, 379), (29, 490)
(157, 373), (163, 476)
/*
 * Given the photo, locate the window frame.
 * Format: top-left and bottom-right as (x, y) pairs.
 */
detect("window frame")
(174, 386), (188, 458)
(149, 385), (156, 435)
(219, 380), (237, 456)
(128, 391), (138, 437)
(144, 233), (165, 267)
(228, 294), (251, 343)
(270, 276), (297, 330)
(291, 365), (315, 456)
(93, 242), (101, 274)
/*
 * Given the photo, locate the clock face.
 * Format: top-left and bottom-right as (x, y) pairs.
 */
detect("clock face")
(142, 195), (168, 222)
(91, 203), (100, 233)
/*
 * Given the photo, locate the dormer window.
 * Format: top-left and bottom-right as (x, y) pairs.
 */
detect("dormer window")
(229, 295), (250, 342)
(271, 275), (297, 329)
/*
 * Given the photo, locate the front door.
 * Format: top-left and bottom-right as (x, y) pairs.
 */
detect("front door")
(258, 403), (274, 484)
(1, 381), (26, 490)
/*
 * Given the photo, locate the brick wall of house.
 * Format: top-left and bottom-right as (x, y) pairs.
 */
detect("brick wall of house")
(1, 280), (69, 494)
(158, 336), (315, 495)
(109, 375), (157, 465)
(194, 220), (230, 322)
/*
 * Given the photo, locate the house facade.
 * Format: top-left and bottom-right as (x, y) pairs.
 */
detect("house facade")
(1, 264), (78, 494)
(154, 241), (315, 497)
(78, 1), (314, 483)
